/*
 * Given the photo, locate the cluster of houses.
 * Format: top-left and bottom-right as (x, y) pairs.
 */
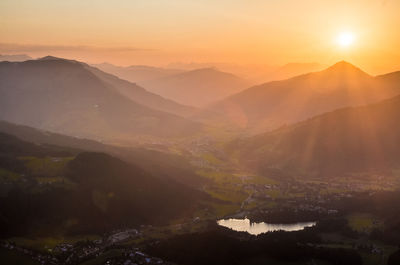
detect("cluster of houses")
(0, 228), (172, 265)
(108, 229), (139, 244)
(354, 243), (383, 254)
(1, 241), (59, 264)
(104, 248), (170, 265)
(297, 203), (338, 215)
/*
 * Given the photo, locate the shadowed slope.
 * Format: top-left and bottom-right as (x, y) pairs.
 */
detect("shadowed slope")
(0, 120), (206, 187)
(234, 94), (400, 177)
(0, 132), (205, 237)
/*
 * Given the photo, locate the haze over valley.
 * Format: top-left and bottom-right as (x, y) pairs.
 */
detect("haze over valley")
(2, 1), (400, 265)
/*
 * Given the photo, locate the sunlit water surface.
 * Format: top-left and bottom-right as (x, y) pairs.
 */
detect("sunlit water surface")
(217, 218), (316, 236)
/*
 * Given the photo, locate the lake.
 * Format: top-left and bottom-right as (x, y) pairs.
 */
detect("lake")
(217, 218), (316, 236)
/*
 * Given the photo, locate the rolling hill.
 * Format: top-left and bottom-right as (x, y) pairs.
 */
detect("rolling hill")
(205, 61), (400, 133)
(0, 132), (205, 237)
(141, 68), (251, 107)
(86, 64), (196, 117)
(233, 93), (400, 177)
(93, 62), (184, 83)
(0, 57), (201, 142)
(0, 120), (206, 187)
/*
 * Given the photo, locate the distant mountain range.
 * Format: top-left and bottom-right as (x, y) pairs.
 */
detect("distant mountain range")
(166, 61), (324, 83)
(94, 62), (251, 107)
(86, 64), (196, 117)
(141, 68), (251, 107)
(0, 56), (201, 142)
(4, 55), (400, 180)
(204, 61), (400, 133)
(233, 91), (400, 177)
(272, 62), (323, 81)
(0, 54), (32, 62)
(93, 62), (184, 83)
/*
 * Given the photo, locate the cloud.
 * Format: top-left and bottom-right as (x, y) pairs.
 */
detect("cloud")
(0, 43), (154, 53)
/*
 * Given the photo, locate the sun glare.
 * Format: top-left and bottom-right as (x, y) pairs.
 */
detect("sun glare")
(337, 32), (355, 47)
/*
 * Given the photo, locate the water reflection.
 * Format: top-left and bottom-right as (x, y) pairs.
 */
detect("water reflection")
(217, 218), (316, 236)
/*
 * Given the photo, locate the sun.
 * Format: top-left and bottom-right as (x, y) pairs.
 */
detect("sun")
(337, 32), (355, 47)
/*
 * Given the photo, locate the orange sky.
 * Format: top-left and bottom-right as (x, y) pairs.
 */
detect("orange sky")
(1, 0), (400, 74)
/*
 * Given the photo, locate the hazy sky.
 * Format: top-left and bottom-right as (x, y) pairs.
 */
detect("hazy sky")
(1, 0), (399, 74)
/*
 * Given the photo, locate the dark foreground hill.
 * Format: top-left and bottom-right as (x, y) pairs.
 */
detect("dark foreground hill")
(0, 132), (205, 237)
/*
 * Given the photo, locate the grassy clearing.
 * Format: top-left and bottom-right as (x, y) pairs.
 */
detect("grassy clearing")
(249, 175), (278, 185)
(206, 202), (241, 218)
(260, 201), (278, 209)
(197, 170), (242, 184)
(202, 153), (223, 165)
(197, 169), (248, 204)
(265, 189), (283, 199)
(242, 200), (259, 211)
(167, 146), (182, 155)
(347, 213), (380, 233)
(204, 186), (248, 203)
(19, 156), (74, 177)
(0, 168), (21, 182)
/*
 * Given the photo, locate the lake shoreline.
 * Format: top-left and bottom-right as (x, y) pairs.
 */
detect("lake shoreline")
(217, 217), (316, 235)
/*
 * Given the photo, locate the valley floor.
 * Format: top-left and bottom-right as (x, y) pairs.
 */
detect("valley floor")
(2, 134), (400, 265)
